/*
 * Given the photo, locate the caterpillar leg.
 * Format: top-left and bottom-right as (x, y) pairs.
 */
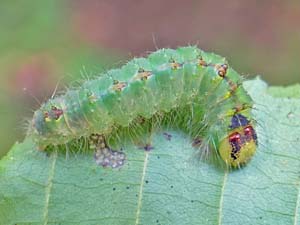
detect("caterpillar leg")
(89, 134), (126, 168)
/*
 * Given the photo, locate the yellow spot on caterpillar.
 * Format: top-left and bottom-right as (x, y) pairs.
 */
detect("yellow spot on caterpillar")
(223, 91), (231, 100)
(212, 76), (223, 84)
(225, 109), (236, 117)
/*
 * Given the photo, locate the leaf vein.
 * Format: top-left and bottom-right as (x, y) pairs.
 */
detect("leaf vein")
(135, 152), (150, 225)
(43, 150), (57, 225)
(218, 170), (228, 225)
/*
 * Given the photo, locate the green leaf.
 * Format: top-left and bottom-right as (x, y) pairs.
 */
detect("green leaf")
(0, 78), (300, 225)
(267, 84), (300, 98)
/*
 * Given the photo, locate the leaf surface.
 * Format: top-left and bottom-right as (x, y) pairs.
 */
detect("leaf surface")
(0, 78), (300, 225)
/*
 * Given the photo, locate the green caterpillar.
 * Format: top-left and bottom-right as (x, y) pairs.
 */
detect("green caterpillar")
(29, 46), (257, 168)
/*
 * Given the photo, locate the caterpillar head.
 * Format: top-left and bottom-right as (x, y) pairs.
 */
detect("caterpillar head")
(219, 114), (257, 167)
(30, 99), (73, 149)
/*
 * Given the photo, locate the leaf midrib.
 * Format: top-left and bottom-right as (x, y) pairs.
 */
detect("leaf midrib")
(135, 151), (150, 225)
(218, 170), (228, 225)
(43, 150), (57, 225)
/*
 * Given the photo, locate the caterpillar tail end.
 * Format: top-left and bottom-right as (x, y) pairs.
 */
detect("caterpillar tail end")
(219, 124), (257, 168)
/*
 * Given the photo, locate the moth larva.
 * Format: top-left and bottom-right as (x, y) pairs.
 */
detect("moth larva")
(29, 46), (257, 167)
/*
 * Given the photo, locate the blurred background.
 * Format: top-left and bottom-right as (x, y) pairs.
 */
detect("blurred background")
(1, 0), (300, 157)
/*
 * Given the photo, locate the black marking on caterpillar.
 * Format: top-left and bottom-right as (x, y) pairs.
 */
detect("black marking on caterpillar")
(29, 46), (258, 168)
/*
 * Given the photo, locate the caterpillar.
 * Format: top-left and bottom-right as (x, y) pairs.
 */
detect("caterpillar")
(28, 46), (257, 168)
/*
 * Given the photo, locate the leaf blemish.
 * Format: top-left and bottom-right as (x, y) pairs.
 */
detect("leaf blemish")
(163, 132), (172, 141)
(140, 144), (154, 152)
(91, 134), (126, 168)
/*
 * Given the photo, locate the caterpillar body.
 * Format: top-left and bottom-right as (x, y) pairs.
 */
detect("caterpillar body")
(29, 46), (257, 168)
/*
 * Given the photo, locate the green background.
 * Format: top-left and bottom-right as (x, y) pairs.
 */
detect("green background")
(1, 0), (300, 157)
